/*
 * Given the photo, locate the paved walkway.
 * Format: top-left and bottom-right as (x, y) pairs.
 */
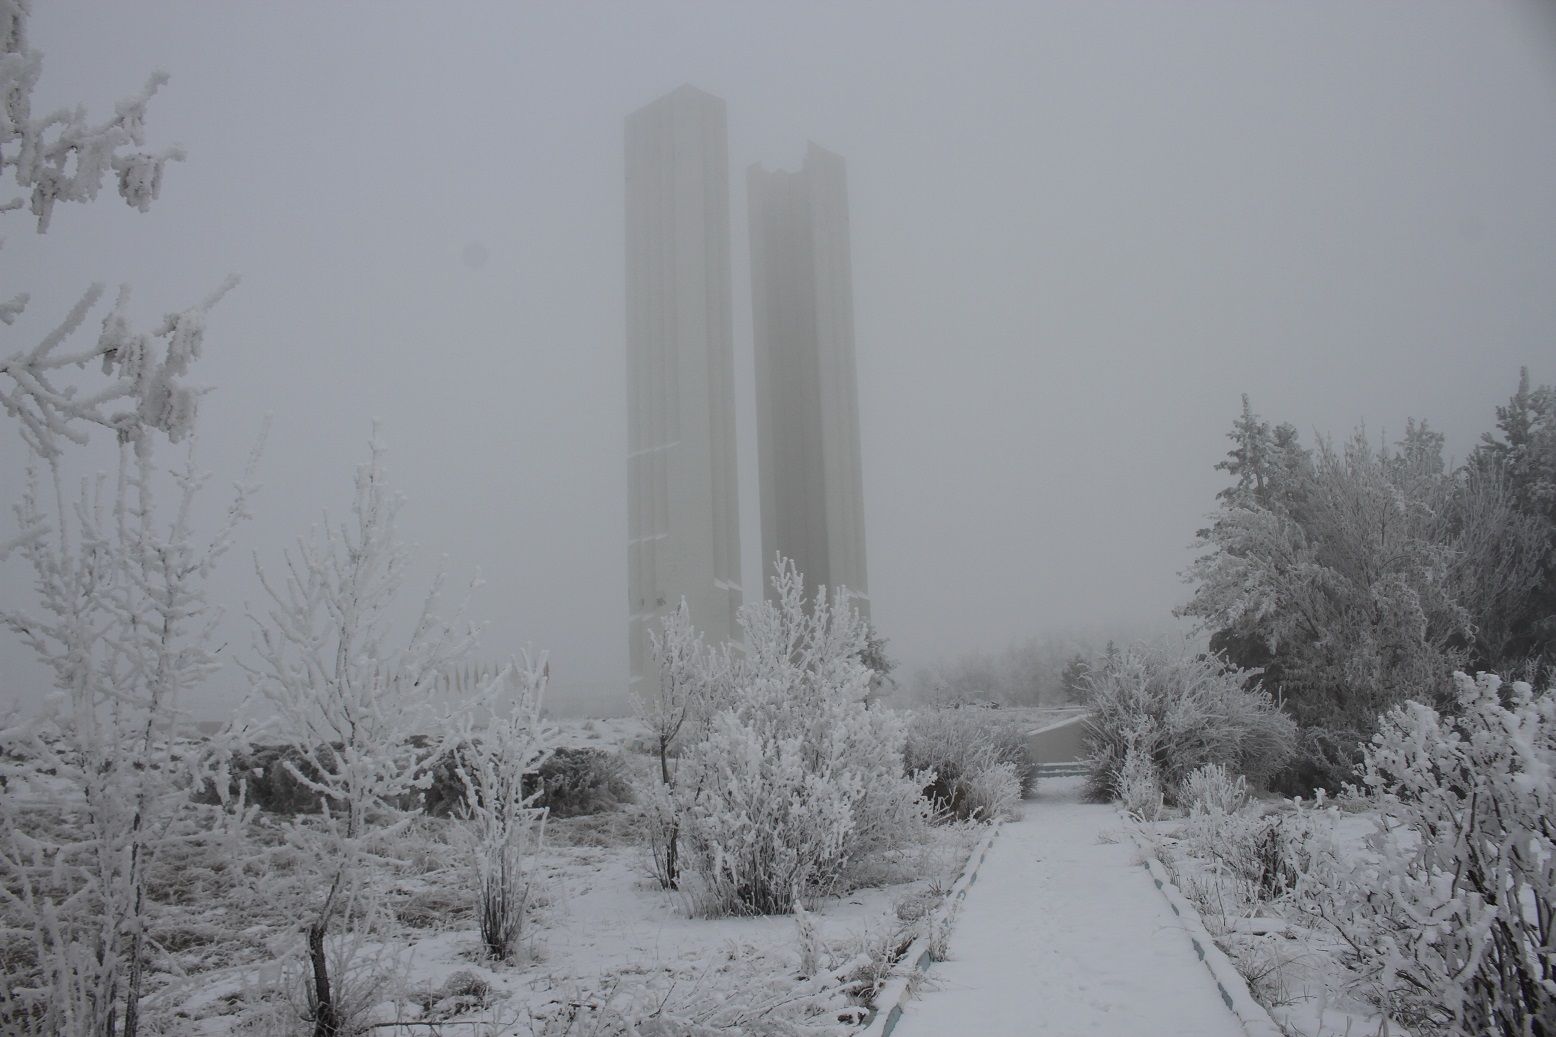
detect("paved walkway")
(889, 777), (1249, 1037)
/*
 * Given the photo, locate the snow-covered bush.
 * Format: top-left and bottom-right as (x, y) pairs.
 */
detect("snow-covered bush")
(1084, 645), (1296, 804)
(678, 708), (870, 915)
(1308, 672), (1555, 1036)
(1176, 772), (1335, 911)
(675, 559), (927, 915)
(902, 708), (1026, 822)
(452, 653), (552, 962)
(244, 431), (481, 1037)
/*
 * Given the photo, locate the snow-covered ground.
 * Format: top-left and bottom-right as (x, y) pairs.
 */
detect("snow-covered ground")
(9, 715), (1455, 1036)
(90, 723), (984, 1037)
(890, 776), (1248, 1037)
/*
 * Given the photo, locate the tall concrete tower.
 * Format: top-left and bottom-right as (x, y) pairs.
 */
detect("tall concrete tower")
(625, 85), (743, 692)
(748, 142), (869, 617)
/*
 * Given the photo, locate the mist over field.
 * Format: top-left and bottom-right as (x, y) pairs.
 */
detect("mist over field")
(2, 2), (1553, 720)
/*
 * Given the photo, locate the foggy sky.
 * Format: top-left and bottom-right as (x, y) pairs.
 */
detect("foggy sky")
(3, 2), (1555, 717)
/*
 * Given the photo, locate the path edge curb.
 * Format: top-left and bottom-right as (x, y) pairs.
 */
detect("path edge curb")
(1129, 833), (1286, 1037)
(854, 819), (1004, 1036)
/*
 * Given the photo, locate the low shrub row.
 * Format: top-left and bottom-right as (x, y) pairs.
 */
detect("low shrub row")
(201, 742), (634, 819)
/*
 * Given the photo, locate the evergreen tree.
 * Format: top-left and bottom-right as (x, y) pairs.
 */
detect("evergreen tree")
(1470, 368), (1556, 678)
(1060, 653), (1092, 704)
(1181, 402), (1488, 791)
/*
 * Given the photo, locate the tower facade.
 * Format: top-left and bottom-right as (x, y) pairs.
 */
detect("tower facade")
(625, 85), (744, 692)
(748, 142), (869, 616)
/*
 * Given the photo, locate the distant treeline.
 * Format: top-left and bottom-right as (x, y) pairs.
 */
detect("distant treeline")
(908, 630), (1151, 706)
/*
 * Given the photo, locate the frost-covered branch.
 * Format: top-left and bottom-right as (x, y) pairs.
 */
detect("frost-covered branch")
(1, 0), (184, 234)
(0, 276), (239, 472)
(0, 0), (233, 477)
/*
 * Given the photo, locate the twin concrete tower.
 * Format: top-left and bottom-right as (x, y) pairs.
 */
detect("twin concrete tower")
(625, 85), (869, 692)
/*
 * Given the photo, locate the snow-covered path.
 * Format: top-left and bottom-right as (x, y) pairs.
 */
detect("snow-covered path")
(888, 777), (1249, 1037)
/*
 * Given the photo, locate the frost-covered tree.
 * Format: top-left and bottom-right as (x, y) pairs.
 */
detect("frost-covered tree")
(244, 431), (479, 1037)
(1469, 368), (1556, 677)
(631, 599), (732, 889)
(1214, 394), (1310, 511)
(674, 558), (926, 915)
(1060, 652), (1092, 704)
(0, 429), (260, 1037)
(858, 623), (896, 699)
(0, 9), (252, 1036)
(637, 599), (730, 787)
(1180, 406), (1493, 789)
(1442, 461), (1547, 674)
(452, 652), (553, 962)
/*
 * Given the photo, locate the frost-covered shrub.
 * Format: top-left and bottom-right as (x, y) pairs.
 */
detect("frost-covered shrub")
(675, 559), (927, 915)
(1176, 762), (1321, 905)
(679, 707), (871, 914)
(199, 744), (332, 814)
(1179, 766), (1251, 864)
(1084, 646), (1296, 804)
(1116, 738), (1164, 821)
(1179, 762), (1249, 817)
(529, 748), (634, 818)
(452, 654), (552, 962)
(1308, 672), (1555, 1037)
(903, 709), (1026, 822)
(1229, 805), (1333, 905)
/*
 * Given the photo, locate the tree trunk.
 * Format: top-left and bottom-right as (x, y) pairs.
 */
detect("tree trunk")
(658, 742), (679, 888)
(122, 933), (143, 1037)
(122, 805), (148, 1037)
(308, 922), (338, 1037)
